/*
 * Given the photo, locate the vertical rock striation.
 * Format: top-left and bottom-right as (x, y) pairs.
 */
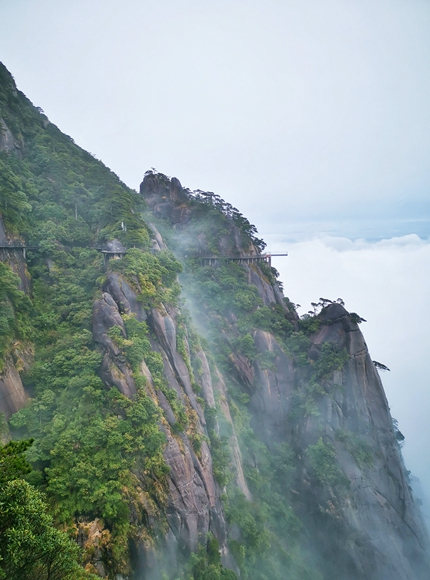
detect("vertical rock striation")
(139, 170), (430, 579)
(91, 262), (230, 572)
(0, 216), (30, 419)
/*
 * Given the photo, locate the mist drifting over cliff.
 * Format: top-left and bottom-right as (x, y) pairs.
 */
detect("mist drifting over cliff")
(1, 0), (429, 575)
(267, 234), (430, 506)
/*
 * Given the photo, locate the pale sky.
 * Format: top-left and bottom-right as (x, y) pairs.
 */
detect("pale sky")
(1, 0), (430, 503)
(1, 0), (430, 235)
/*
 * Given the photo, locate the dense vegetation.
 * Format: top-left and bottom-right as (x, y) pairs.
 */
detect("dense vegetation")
(0, 63), (371, 580)
(0, 63), (242, 579)
(0, 439), (97, 579)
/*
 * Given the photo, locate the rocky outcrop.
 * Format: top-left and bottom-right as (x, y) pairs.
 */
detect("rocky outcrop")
(103, 272), (147, 321)
(76, 519), (110, 578)
(0, 216), (31, 419)
(0, 216), (30, 293)
(92, 270), (230, 567)
(92, 292), (136, 398)
(294, 304), (430, 580)
(140, 172), (292, 317)
(140, 174), (191, 227)
(0, 360), (29, 419)
(0, 118), (23, 157)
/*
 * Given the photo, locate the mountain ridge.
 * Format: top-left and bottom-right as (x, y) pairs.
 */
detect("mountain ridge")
(0, 61), (429, 580)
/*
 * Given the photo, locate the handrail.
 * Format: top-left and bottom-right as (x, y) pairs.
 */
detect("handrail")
(200, 252), (288, 267)
(0, 240), (26, 247)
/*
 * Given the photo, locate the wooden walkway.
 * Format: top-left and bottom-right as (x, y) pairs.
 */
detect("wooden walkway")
(0, 242), (287, 268)
(0, 241), (38, 258)
(200, 253), (288, 267)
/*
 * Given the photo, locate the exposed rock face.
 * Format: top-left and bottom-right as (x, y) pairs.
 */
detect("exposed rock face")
(104, 272), (147, 322)
(0, 118), (23, 157)
(105, 239), (127, 254)
(92, 292), (136, 399)
(139, 172), (430, 580)
(163, 429), (225, 552)
(140, 174), (191, 227)
(0, 216), (30, 293)
(0, 215), (5, 243)
(0, 216), (31, 419)
(91, 270), (230, 567)
(212, 367), (252, 501)
(76, 519), (110, 578)
(295, 304), (430, 580)
(0, 360), (29, 419)
(250, 329), (295, 442)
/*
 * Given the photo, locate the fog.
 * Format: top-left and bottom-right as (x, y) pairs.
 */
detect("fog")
(1, 0), (429, 529)
(269, 233), (430, 506)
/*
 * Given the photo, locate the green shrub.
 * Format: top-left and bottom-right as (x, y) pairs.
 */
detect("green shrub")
(313, 343), (349, 379)
(186, 535), (237, 580)
(299, 314), (322, 334)
(306, 438), (349, 488)
(336, 430), (374, 469)
(234, 333), (257, 361)
(109, 248), (182, 307)
(0, 479), (96, 580)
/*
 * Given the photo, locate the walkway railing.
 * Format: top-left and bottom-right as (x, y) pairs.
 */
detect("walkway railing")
(0, 242), (287, 268)
(0, 240), (39, 258)
(200, 253), (288, 267)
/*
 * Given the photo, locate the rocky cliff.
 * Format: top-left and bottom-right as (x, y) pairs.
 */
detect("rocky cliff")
(0, 215), (30, 420)
(137, 171), (430, 580)
(91, 270), (230, 574)
(0, 62), (429, 580)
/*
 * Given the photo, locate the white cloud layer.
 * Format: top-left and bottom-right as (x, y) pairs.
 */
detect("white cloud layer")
(268, 233), (430, 503)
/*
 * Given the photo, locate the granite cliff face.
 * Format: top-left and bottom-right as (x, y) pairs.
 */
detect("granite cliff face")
(91, 269), (230, 574)
(297, 304), (429, 580)
(0, 216), (30, 420)
(0, 62), (429, 580)
(136, 171), (430, 579)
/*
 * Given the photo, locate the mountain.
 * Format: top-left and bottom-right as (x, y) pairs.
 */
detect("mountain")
(0, 62), (429, 580)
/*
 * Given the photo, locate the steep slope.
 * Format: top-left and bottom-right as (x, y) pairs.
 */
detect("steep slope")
(0, 62), (429, 580)
(0, 62), (236, 579)
(0, 212), (31, 420)
(140, 171), (430, 580)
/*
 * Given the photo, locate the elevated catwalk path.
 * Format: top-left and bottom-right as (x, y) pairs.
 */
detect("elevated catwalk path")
(0, 241), (287, 269)
(200, 253), (288, 267)
(0, 240), (39, 259)
(0, 241), (126, 261)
